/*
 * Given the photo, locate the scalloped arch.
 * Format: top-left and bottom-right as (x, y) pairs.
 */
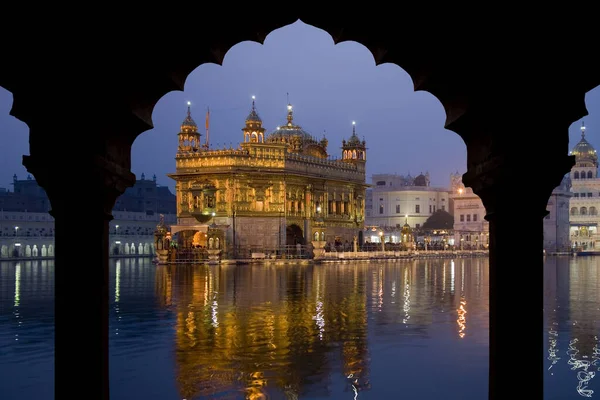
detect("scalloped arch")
(126, 18), (469, 141)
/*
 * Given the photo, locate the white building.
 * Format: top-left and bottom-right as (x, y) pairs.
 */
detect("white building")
(449, 172), (489, 249)
(569, 122), (600, 251)
(543, 175), (572, 253)
(0, 210), (176, 258)
(365, 173), (449, 240)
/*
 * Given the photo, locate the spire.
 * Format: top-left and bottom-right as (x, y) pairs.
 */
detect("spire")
(181, 101), (198, 129)
(352, 120), (356, 136)
(286, 103), (294, 125)
(581, 120), (586, 138)
(245, 95), (262, 123)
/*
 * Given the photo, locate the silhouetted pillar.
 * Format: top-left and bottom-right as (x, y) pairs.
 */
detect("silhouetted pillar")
(464, 146), (574, 400)
(23, 153), (135, 400)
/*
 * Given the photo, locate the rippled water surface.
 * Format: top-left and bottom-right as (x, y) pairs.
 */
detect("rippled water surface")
(0, 256), (595, 399)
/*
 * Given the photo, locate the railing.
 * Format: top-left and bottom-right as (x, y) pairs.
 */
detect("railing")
(228, 244), (311, 260)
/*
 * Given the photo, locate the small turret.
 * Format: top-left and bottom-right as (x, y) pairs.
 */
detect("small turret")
(342, 121), (367, 163)
(242, 95), (265, 143)
(177, 101), (202, 154)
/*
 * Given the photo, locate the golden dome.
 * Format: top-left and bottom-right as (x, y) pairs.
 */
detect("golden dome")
(570, 122), (597, 163)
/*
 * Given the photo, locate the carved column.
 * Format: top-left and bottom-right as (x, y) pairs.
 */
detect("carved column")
(463, 142), (574, 400)
(23, 153), (135, 400)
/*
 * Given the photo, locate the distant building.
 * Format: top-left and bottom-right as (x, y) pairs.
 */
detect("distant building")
(113, 172), (176, 214)
(365, 172), (449, 240)
(0, 174), (52, 213)
(0, 174), (177, 259)
(568, 122), (600, 251)
(449, 172), (489, 249)
(0, 173), (176, 215)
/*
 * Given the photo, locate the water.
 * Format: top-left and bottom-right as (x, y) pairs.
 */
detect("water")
(0, 256), (593, 399)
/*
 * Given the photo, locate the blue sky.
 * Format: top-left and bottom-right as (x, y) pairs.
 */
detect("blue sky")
(0, 20), (598, 193)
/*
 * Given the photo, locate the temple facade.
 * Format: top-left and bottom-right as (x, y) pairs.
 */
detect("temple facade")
(568, 122), (600, 251)
(167, 98), (368, 254)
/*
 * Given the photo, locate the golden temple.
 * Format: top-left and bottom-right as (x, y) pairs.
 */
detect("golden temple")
(167, 97), (368, 256)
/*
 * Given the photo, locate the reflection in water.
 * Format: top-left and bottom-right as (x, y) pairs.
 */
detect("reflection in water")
(403, 266), (411, 324)
(566, 338), (596, 397)
(14, 263), (21, 342)
(1, 257), (495, 400)
(114, 260), (121, 336)
(14, 263), (21, 307)
(153, 260), (490, 400)
(156, 264), (372, 399)
(545, 256), (600, 399)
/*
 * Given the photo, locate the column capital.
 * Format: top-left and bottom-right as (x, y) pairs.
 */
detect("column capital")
(23, 153), (136, 219)
(463, 152), (574, 220)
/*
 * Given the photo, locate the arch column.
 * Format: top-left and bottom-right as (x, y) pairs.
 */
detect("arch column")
(462, 124), (575, 400)
(23, 149), (135, 400)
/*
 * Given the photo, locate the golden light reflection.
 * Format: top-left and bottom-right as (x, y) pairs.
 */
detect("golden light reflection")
(456, 296), (467, 339)
(403, 266), (410, 324)
(159, 264), (371, 399)
(378, 267), (383, 311)
(442, 262), (446, 295)
(450, 260), (455, 294)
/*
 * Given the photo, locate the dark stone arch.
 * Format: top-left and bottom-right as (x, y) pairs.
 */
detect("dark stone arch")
(1, 12), (600, 400)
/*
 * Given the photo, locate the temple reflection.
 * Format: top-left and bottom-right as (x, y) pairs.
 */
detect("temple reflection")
(154, 259), (491, 399)
(156, 264), (370, 399)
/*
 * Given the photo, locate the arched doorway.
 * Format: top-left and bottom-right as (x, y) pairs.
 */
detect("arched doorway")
(1, 14), (597, 400)
(286, 224), (304, 246)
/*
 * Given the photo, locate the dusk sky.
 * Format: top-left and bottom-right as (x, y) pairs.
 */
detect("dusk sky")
(0, 20), (598, 193)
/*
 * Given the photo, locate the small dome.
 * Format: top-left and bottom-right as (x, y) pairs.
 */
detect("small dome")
(571, 137), (597, 162)
(181, 105), (197, 130)
(245, 98), (262, 123)
(347, 133), (361, 146)
(570, 122), (597, 163)
(266, 104), (316, 144)
(414, 174), (427, 186)
(267, 125), (314, 143)
(345, 122), (363, 147)
(246, 109), (262, 123)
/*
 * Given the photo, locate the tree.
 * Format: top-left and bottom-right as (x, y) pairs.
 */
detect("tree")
(422, 209), (454, 231)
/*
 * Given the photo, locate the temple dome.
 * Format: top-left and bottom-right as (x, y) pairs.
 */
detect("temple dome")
(246, 109), (261, 123)
(266, 104), (317, 144)
(267, 125), (314, 142)
(347, 132), (361, 146)
(181, 103), (197, 131)
(245, 97), (262, 123)
(571, 137), (597, 160)
(570, 122), (597, 163)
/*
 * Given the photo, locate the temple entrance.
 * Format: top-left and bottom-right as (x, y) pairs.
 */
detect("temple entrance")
(286, 224), (304, 246)
(170, 229), (208, 262)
